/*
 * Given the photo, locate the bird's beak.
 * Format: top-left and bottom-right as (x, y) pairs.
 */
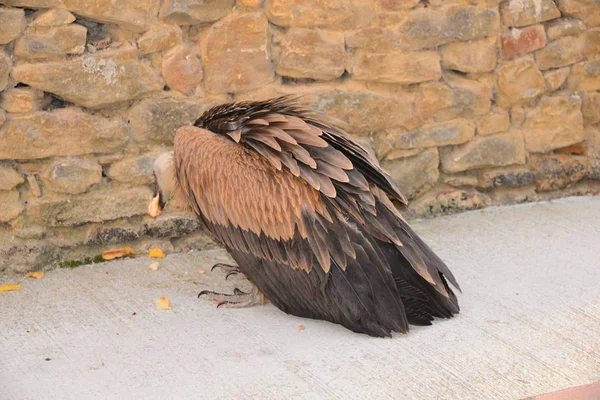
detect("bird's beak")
(148, 194), (162, 218)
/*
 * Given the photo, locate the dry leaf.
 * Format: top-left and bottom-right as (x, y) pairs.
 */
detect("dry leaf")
(0, 283), (22, 293)
(156, 297), (171, 310)
(102, 247), (136, 261)
(148, 248), (165, 258)
(24, 272), (44, 279)
(297, 325), (305, 331)
(198, 269), (205, 275)
(149, 262), (159, 271)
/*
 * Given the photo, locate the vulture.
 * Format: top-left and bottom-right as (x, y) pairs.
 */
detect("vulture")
(148, 96), (460, 337)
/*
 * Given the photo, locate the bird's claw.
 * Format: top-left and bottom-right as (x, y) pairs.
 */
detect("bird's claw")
(198, 286), (268, 308)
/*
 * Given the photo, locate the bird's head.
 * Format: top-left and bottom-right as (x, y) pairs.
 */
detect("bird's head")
(148, 151), (187, 218)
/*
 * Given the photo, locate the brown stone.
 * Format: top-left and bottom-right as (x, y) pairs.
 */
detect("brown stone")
(0, 165), (24, 190)
(441, 173), (479, 188)
(1, 88), (51, 113)
(0, 190), (24, 223)
(544, 66), (570, 91)
(27, 186), (153, 227)
(501, 25), (547, 60)
(348, 51), (441, 85)
(29, 9), (75, 26)
(479, 166), (533, 188)
(502, 0), (560, 27)
(27, 174), (42, 197)
(0, 108), (129, 160)
(265, 0), (375, 29)
(546, 18), (587, 40)
(378, 147), (422, 162)
(1, 0), (62, 7)
(106, 154), (156, 185)
(534, 33), (587, 70)
(15, 24), (87, 59)
(160, 0), (233, 24)
(440, 131), (526, 173)
(530, 154), (589, 191)
(276, 28), (345, 81)
(41, 158), (102, 194)
(0, 50), (11, 92)
(382, 148), (439, 200)
(12, 49), (164, 109)
(201, 13), (273, 94)
(238, 0), (262, 7)
(161, 45), (203, 95)
(557, 0), (600, 28)
(0, 7), (26, 45)
(409, 187), (491, 217)
(477, 111), (511, 136)
(62, 0), (160, 32)
(345, 27), (403, 53)
(417, 75), (492, 121)
(496, 57), (545, 107)
(386, 119), (475, 150)
(588, 126), (600, 179)
(310, 90), (416, 135)
(0, 109), (5, 127)
(521, 95), (585, 153)
(441, 37), (497, 73)
(568, 58), (600, 91)
(583, 92), (600, 125)
(137, 24), (182, 55)
(378, 0), (420, 9)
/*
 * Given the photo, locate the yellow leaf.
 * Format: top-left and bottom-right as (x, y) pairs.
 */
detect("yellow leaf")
(102, 247), (136, 261)
(297, 325), (305, 331)
(149, 262), (159, 271)
(0, 283), (22, 293)
(156, 297), (171, 310)
(198, 269), (205, 275)
(148, 248), (165, 258)
(24, 272), (44, 279)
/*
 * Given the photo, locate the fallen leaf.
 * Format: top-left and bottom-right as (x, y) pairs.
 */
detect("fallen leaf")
(181, 248), (189, 254)
(480, 209), (486, 213)
(156, 297), (171, 310)
(102, 247), (136, 261)
(148, 248), (165, 258)
(0, 283), (22, 293)
(24, 272), (45, 279)
(149, 262), (159, 271)
(297, 325), (305, 331)
(198, 269), (205, 275)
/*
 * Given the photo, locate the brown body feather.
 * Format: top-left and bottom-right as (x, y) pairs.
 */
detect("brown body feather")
(172, 96), (460, 337)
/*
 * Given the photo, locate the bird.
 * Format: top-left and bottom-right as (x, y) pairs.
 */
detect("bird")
(148, 96), (460, 337)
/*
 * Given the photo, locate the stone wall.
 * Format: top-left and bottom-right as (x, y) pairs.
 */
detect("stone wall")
(1, 0), (599, 273)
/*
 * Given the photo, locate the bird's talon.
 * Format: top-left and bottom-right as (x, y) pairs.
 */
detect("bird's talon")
(225, 271), (239, 280)
(233, 287), (247, 295)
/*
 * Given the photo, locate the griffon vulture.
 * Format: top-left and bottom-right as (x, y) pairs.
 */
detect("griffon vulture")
(148, 96), (460, 337)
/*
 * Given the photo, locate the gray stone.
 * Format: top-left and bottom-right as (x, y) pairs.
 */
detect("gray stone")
(479, 166), (534, 189)
(141, 213), (201, 238)
(107, 154), (156, 185)
(0, 190), (24, 223)
(160, 0), (233, 24)
(408, 187), (491, 217)
(382, 148), (439, 200)
(531, 155), (590, 192)
(14, 24), (87, 59)
(385, 119), (475, 150)
(41, 158), (102, 194)
(0, 239), (60, 273)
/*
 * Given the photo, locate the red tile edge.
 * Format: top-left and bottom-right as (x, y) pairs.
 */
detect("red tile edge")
(535, 380), (600, 400)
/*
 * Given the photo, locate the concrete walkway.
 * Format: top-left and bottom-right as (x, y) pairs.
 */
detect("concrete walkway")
(1, 196), (599, 400)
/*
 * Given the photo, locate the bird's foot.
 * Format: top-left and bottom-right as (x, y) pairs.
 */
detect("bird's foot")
(198, 285), (268, 308)
(210, 263), (241, 280)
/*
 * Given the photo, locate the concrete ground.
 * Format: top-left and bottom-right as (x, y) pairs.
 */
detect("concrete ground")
(1, 196), (599, 400)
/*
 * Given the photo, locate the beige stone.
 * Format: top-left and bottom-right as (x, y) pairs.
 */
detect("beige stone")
(276, 29), (345, 81)
(61, 0), (160, 32)
(546, 18), (586, 40)
(378, 147), (422, 162)
(382, 148), (439, 200)
(500, 25), (547, 60)
(441, 37), (497, 73)
(0, 165), (24, 190)
(521, 95), (585, 153)
(27, 186), (153, 227)
(29, 9), (75, 26)
(0, 51), (13, 92)
(568, 58), (600, 91)
(534, 33), (587, 70)
(12, 49), (164, 109)
(479, 166), (533, 188)
(544, 67), (570, 91)
(501, 0), (561, 27)
(41, 158), (102, 194)
(477, 111), (511, 136)
(510, 105), (526, 128)
(583, 92), (600, 125)
(386, 119), (475, 150)
(441, 173), (479, 188)
(409, 187), (491, 216)
(0, 190), (24, 223)
(345, 27), (403, 53)
(378, 0), (420, 9)
(530, 154), (589, 191)
(162, 45), (203, 95)
(399, 6), (500, 50)
(137, 24), (182, 55)
(27, 174), (42, 197)
(160, 0), (233, 24)
(15, 24), (87, 59)
(440, 131), (526, 173)
(265, 0), (375, 29)
(107, 154), (156, 185)
(201, 13), (273, 94)
(310, 90), (416, 135)
(348, 50), (441, 85)
(0, 108), (129, 160)
(496, 57), (545, 107)
(0, 109), (5, 127)
(557, 0), (600, 28)
(1, 88), (51, 113)
(0, 7), (26, 45)
(238, 0), (262, 7)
